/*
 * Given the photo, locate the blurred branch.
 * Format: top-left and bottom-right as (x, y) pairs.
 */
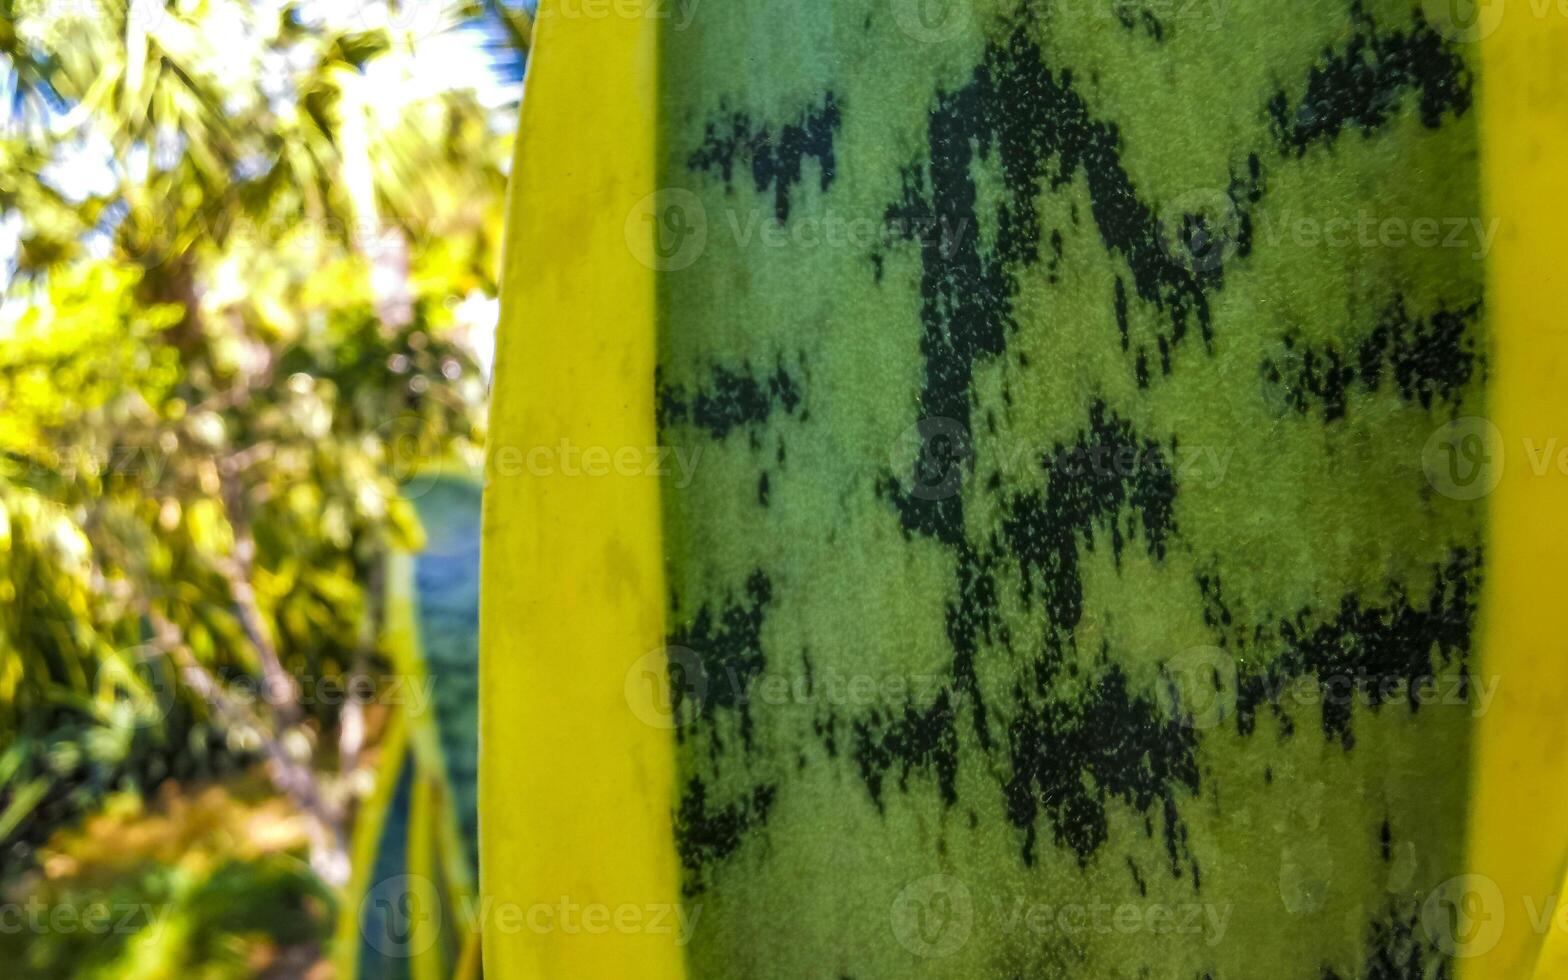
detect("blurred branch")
(147, 609), (349, 887)
(339, 560), (385, 780)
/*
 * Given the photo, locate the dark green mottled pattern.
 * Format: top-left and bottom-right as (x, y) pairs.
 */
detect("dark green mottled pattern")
(654, 2), (1486, 977)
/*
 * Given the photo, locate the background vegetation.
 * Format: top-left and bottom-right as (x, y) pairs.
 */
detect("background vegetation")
(0, 2), (528, 974)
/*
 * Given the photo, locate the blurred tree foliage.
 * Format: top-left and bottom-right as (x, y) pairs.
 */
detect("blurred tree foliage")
(0, 0), (524, 918)
(0, 780), (333, 979)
